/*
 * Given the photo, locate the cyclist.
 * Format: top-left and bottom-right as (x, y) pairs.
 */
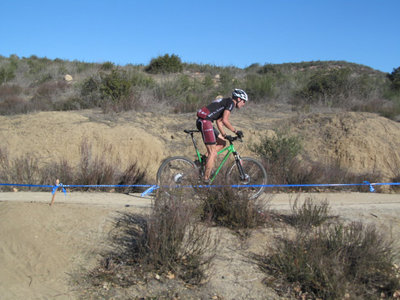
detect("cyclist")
(196, 88), (247, 182)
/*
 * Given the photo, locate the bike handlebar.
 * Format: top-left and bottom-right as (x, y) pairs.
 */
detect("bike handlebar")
(225, 135), (242, 143)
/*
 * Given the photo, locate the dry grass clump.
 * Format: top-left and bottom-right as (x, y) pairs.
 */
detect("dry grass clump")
(0, 147), (42, 190)
(284, 196), (332, 230)
(0, 139), (146, 192)
(254, 208), (400, 299)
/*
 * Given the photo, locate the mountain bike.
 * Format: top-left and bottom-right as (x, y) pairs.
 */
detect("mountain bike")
(156, 129), (267, 199)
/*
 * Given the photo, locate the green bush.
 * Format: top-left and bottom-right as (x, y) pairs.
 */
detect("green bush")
(243, 74), (276, 102)
(388, 66), (400, 90)
(251, 131), (302, 165)
(257, 64), (281, 75)
(100, 61), (115, 71)
(250, 132), (302, 185)
(129, 71), (155, 88)
(79, 77), (102, 108)
(0, 65), (16, 84)
(157, 74), (215, 113)
(145, 54), (183, 74)
(217, 70), (239, 95)
(100, 69), (131, 101)
(81, 76), (99, 97)
(26, 56), (51, 75)
(296, 68), (352, 103)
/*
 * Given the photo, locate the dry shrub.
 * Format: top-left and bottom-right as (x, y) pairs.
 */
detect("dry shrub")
(35, 80), (68, 97)
(392, 175), (400, 193)
(74, 139), (148, 191)
(100, 91), (142, 113)
(76, 139), (117, 190)
(89, 191), (216, 287)
(0, 96), (29, 115)
(254, 221), (400, 299)
(285, 196), (331, 230)
(200, 186), (267, 230)
(39, 159), (75, 187)
(0, 141), (147, 192)
(352, 98), (400, 120)
(116, 161), (146, 193)
(387, 156), (400, 193)
(12, 154), (41, 188)
(147, 192), (215, 283)
(0, 84), (22, 97)
(0, 148), (43, 191)
(271, 158), (381, 192)
(0, 146), (12, 190)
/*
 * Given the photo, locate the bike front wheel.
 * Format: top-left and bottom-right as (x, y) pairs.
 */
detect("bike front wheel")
(225, 157), (267, 199)
(156, 156), (199, 195)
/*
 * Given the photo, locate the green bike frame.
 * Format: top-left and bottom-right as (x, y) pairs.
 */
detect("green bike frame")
(188, 130), (244, 184)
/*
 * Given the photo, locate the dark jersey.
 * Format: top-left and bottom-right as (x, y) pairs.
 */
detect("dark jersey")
(203, 97), (235, 121)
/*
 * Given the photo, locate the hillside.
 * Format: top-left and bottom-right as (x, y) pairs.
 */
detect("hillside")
(1, 105), (400, 187)
(1, 55), (399, 120)
(1, 55), (400, 187)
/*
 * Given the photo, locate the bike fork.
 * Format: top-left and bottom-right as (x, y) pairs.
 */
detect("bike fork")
(234, 153), (247, 181)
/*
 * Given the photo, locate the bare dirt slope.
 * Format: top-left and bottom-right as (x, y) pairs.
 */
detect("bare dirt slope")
(291, 112), (400, 181)
(1, 106), (400, 183)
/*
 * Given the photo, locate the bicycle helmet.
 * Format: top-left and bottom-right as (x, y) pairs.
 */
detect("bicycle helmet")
(232, 89), (248, 102)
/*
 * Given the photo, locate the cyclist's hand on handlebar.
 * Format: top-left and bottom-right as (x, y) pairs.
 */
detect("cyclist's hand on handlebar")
(236, 130), (244, 138)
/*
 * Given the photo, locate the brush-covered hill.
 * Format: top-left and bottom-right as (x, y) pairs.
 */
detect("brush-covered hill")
(1, 55), (400, 188)
(1, 54), (399, 119)
(1, 106), (400, 186)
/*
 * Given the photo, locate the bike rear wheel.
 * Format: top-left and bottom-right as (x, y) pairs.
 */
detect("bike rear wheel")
(156, 156), (199, 196)
(225, 157), (267, 199)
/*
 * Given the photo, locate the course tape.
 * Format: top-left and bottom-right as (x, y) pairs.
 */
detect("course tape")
(1, 181), (400, 197)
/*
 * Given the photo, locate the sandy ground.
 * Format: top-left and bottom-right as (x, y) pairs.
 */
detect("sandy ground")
(1, 191), (400, 299)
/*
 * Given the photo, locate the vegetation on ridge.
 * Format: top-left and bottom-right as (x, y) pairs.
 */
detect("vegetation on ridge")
(0, 53), (399, 119)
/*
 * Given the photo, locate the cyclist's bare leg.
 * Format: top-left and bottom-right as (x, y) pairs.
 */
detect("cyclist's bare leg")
(204, 144), (217, 180)
(215, 135), (226, 152)
(204, 135), (225, 158)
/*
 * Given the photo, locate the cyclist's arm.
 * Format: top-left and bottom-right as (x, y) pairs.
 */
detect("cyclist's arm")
(220, 110), (237, 135)
(216, 118), (226, 138)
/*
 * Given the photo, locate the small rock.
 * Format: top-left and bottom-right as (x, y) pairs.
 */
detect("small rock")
(102, 282), (110, 290)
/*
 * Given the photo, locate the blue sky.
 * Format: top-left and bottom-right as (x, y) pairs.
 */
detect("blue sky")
(0, 0), (399, 73)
